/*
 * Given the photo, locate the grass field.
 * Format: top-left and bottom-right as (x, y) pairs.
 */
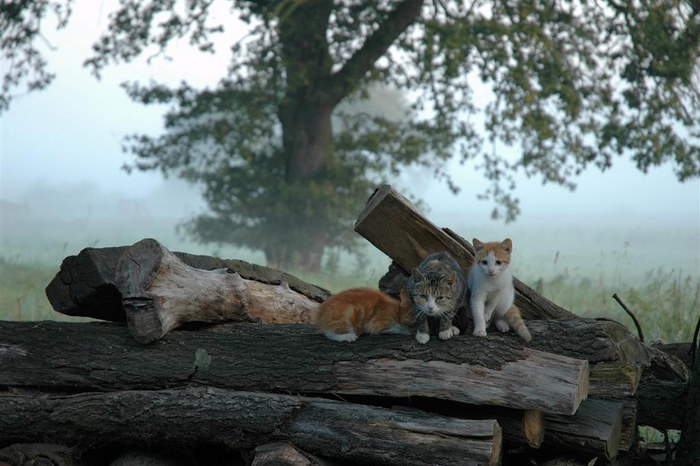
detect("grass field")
(1, 253), (697, 343)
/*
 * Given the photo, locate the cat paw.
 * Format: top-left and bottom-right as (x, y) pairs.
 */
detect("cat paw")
(473, 328), (487, 338)
(415, 331), (430, 344)
(325, 331), (358, 342)
(495, 319), (510, 333)
(439, 326), (460, 340)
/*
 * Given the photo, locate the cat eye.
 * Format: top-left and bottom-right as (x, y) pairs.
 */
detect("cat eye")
(495, 260), (502, 265)
(480, 260), (488, 265)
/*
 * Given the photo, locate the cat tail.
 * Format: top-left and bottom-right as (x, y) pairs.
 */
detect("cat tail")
(504, 305), (532, 342)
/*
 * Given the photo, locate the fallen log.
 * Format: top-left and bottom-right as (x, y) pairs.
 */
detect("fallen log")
(0, 320), (588, 415)
(0, 387), (503, 466)
(526, 319), (649, 398)
(44, 240), (330, 322)
(115, 238), (321, 343)
(543, 398), (624, 461)
(354, 184), (576, 320)
(634, 344), (691, 430)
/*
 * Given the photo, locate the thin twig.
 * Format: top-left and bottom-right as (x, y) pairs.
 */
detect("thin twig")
(691, 312), (700, 367)
(612, 293), (645, 343)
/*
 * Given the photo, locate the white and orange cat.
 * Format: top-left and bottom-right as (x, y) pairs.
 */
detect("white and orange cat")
(468, 238), (532, 342)
(314, 287), (414, 342)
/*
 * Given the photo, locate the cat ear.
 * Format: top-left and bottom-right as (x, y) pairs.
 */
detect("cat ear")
(446, 271), (457, 285)
(412, 268), (425, 282)
(472, 238), (483, 251)
(501, 238), (512, 253)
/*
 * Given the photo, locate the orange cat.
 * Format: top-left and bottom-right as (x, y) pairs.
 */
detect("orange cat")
(314, 288), (414, 342)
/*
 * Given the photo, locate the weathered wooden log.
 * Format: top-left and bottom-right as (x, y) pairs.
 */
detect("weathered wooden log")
(386, 398), (546, 449)
(0, 388), (503, 466)
(634, 344), (690, 430)
(543, 398), (624, 461)
(0, 320), (588, 415)
(115, 238), (322, 343)
(650, 341), (693, 369)
(354, 184), (576, 320)
(677, 343), (699, 464)
(44, 240), (330, 322)
(526, 319), (649, 398)
(251, 442), (332, 466)
(0, 443), (80, 466)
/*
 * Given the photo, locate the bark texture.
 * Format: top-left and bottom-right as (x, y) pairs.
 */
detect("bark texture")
(0, 320), (588, 415)
(0, 388), (502, 466)
(115, 238), (321, 343)
(44, 240), (330, 322)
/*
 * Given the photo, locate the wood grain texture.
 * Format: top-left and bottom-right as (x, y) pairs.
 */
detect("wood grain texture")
(115, 238), (320, 343)
(0, 388), (502, 466)
(355, 185), (576, 320)
(0, 320), (587, 415)
(543, 398), (624, 460)
(45, 239), (331, 322)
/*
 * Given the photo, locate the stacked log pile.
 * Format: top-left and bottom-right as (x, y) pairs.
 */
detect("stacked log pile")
(1, 185), (695, 465)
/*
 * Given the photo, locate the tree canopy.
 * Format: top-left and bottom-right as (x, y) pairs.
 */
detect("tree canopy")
(2, 0), (699, 271)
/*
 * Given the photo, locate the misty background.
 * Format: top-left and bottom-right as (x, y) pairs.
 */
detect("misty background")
(1, 0), (698, 290)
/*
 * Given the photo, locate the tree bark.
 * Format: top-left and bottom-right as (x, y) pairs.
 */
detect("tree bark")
(251, 442), (332, 466)
(115, 238), (321, 343)
(0, 320), (588, 415)
(355, 184), (576, 320)
(526, 319), (649, 398)
(0, 388), (502, 466)
(44, 240), (330, 322)
(634, 344), (690, 430)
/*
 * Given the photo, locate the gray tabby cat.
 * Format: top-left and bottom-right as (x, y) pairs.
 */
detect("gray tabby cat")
(405, 251), (467, 344)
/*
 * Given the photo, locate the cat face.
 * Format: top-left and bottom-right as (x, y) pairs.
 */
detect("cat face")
(472, 238), (512, 277)
(409, 269), (458, 317)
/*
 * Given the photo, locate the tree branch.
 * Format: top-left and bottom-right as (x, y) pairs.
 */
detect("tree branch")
(325, 0), (424, 105)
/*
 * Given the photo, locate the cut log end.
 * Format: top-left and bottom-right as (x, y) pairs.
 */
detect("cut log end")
(123, 297), (163, 345)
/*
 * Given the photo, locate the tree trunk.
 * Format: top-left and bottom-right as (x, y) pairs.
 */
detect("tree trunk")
(0, 320), (588, 415)
(0, 388), (503, 466)
(44, 241), (331, 322)
(115, 238), (321, 343)
(355, 184), (576, 320)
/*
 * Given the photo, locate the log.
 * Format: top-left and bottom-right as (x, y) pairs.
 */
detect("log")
(0, 443), (80, 466)
(44, 240), (330, 322)
(354, 184), (576, 320)
(543, 398), (624, 461)
(115, 238), (321, 343)
(251, 442), (332, 466)
(634, 344), (690, 430)
(0, 388), (503, 466)
(526, 319), (649, 398)
(677, 343), (700, 464)
(0, 320), (588, 415)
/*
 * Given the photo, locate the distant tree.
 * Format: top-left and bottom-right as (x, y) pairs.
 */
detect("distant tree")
(3, 0), (699, 272)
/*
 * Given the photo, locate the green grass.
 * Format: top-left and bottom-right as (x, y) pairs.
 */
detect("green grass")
(532, 268), (699, 342)
(1, 256), (697, 343)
